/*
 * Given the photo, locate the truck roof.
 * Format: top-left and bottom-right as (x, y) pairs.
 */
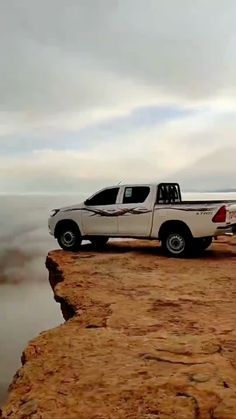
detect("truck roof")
(106, 182), (179, 188)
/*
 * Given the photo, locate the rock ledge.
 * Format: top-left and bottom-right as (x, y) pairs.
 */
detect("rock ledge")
(2, 238), (236, 418)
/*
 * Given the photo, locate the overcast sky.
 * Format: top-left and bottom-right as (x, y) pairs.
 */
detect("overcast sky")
(0, 0), (236, 193)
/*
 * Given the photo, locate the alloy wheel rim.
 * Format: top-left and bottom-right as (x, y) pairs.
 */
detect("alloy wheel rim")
(166, 234), (185, 254)
(61, 230), (76, 247)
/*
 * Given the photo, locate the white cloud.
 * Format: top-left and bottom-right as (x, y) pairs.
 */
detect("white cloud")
(0, 108), (235, 193)
(0, 79), (161, 139)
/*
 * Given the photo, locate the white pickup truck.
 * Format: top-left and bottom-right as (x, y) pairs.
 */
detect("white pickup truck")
(48, 183), (236, 257)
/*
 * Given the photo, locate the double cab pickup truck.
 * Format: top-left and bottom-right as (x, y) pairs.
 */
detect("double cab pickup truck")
(48, 183), (236, 257)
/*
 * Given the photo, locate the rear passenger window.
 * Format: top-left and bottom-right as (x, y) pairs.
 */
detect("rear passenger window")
(123, 187), (150, 204)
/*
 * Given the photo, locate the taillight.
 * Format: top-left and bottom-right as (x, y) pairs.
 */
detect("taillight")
(212, 205), (227, 223)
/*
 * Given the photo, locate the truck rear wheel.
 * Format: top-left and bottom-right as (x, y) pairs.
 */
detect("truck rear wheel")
(57, 223), (81, 251)
(162, 231), (191, 258)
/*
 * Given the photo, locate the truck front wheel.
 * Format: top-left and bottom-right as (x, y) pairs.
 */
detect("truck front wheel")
(162, 231), (191, 258)
(57, 224), (82, 251)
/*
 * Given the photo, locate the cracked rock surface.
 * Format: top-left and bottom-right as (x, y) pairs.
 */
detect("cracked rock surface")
(1, 237), (236, 419)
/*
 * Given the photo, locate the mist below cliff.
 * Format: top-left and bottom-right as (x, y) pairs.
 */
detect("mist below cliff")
(0, 194), (86, 284)
(0, 194), (84, 405)
(0, 282), (62, 405)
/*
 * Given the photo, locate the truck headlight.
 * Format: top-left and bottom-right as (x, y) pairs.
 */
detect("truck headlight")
(50, 209), (60, 217)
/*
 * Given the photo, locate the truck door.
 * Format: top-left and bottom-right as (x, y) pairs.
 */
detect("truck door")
(117, 186), (153, 236)
(82, 187), (120, 235)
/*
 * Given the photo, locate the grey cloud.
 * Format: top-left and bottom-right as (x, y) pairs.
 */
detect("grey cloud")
(173, 147), (236, 191)
(1, 0), (236, 112)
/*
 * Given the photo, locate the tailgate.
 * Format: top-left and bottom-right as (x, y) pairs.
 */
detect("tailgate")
(228, 204), (236, 225)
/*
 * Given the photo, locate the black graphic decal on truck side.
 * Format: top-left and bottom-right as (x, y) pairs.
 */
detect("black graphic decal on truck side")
(63, 207), (151, 217)
(63, 205), (216, 217)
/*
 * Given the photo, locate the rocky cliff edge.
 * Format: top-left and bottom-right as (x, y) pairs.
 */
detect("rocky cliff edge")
(2, 238), (236, 419)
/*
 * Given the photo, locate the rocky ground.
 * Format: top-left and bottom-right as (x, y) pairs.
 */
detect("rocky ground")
(1, 237), (236, 419)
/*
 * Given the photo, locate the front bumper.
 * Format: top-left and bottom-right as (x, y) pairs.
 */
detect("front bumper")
(48, 219), (54, 236)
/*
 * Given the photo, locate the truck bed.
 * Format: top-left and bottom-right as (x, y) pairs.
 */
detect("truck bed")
(177, 200), (236, 205)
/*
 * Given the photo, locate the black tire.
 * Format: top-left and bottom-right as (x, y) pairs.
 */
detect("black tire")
(193, 237), (213, 252)
(57, 223), (81, 251)
(90, 237), (109, 248)
(162, 230), (191, 258)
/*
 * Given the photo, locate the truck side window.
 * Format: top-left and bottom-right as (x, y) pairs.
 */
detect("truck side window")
(123, 187), (150, 204)
(86, 188), (119, 206)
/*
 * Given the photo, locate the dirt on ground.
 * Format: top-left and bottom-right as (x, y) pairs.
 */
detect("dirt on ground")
(1, 237), (236, 419)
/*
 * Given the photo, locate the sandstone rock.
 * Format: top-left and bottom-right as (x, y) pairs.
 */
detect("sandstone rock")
(2, 238), (236, 418)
